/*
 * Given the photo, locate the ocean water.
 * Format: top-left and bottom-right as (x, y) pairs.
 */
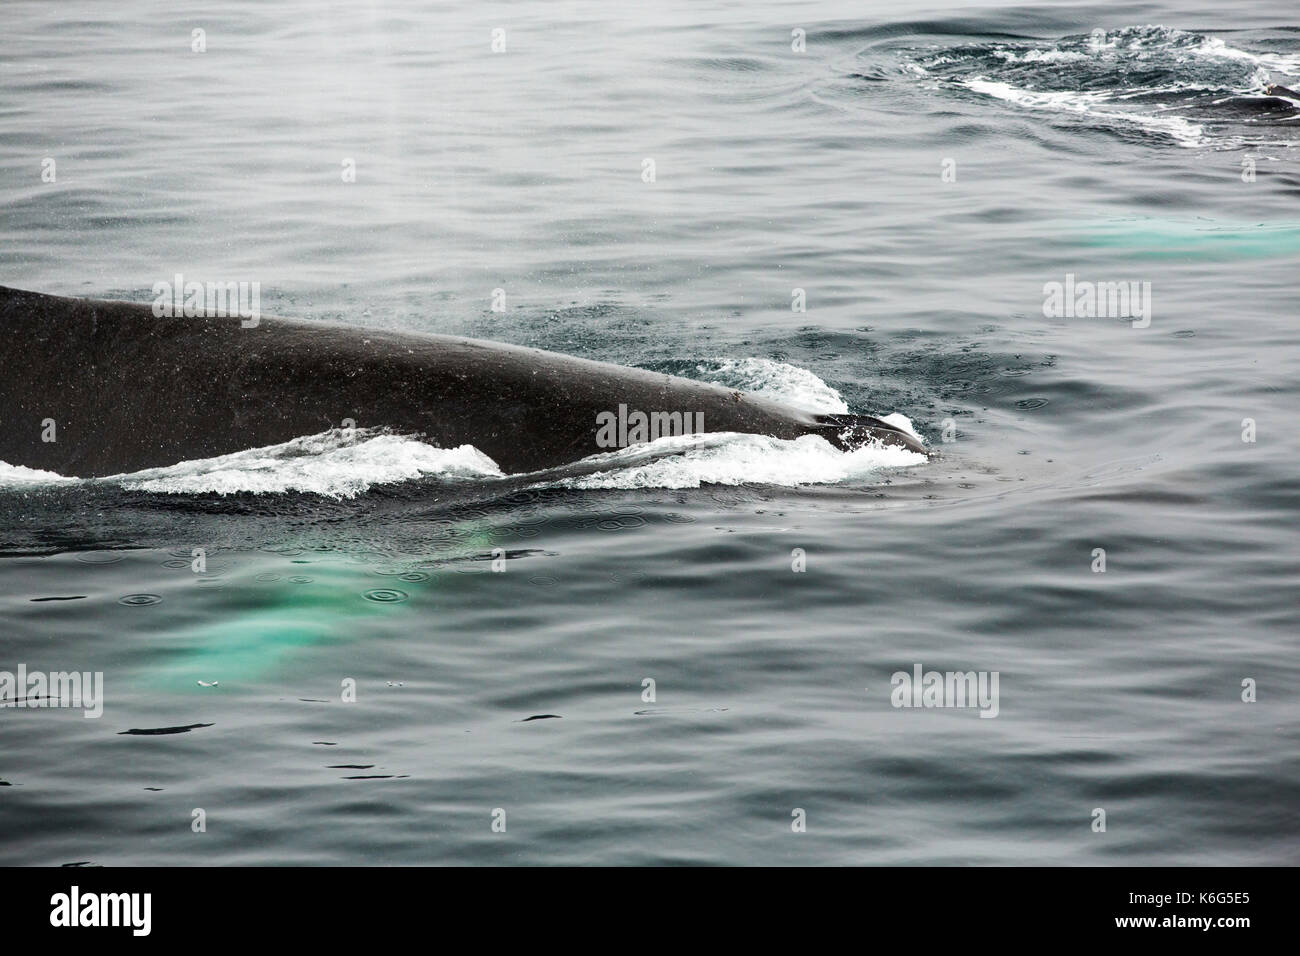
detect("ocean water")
(1, 0), (1298, 865)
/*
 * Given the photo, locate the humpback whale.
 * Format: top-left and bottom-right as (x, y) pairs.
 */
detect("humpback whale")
(0, 285), (926, 479)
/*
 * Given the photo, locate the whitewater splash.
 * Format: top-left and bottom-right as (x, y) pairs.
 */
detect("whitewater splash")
(115, 432), (504, 497)
(0, 360), (927, 497)
(694, 357), (851, 414)
(553, 429), (925, 491)
(906, 25), (1300, 149)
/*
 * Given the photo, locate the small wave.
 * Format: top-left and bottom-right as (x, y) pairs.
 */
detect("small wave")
(693, 357), (850, 413)
(962, 78), (1206, 147)
(0, 429), (502, 498)
(113, 430), (502, 497)
(878, 412), (923, 442)
(0, 425), (925, 496)
(0, 463), (78, 487)
(551, 431), (925, 491)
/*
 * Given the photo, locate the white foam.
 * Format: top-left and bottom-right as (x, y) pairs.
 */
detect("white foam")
(109, 430), (502, 497)
(994, 49), (1090, 65)
(0, 462), (78, 487)
(695, 357), (850, 413)
(552, 431), (926, 490)
(0, 423), (926, 495)
(918, 25), (1300, 150)
(963, 78), (1207, 147)
(1192, 36), (1300, 75)
(879, 412), (923, 442)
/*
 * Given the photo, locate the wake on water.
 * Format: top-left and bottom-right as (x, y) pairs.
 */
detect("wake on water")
(0, 358), (928, 498)
(902, 25), (1300, 149)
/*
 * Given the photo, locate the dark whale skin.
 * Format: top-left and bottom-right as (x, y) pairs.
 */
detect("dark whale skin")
(0, 285), (926, 479)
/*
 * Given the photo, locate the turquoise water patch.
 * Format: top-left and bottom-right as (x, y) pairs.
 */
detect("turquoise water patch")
(141, 558), (431, 689)
(1081, 219), (1300, 259)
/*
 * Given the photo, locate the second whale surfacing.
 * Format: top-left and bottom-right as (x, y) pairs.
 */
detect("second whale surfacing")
(0, 285), (927, 480)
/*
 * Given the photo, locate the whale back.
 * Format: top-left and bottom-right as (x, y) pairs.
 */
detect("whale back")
(0, 286), (924, 478)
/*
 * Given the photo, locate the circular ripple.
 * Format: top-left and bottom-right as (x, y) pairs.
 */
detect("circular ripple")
(598, 515), (647, 531)
(161, 559), (190, 569)
(289, 576), (314, 584)
(364, 588), (408, 603)
(76, 552), (125, 565)
(528, 576), (558, 588)
(254, 572), (282, 582)
(502, 490), (545, 506)
(1015, 398), (1050, 409)
(118, 593), (162, 607)
(398, 571), (429, 583)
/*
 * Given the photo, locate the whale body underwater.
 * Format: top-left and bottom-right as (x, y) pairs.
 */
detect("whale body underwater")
(0, 285), (927, 480)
